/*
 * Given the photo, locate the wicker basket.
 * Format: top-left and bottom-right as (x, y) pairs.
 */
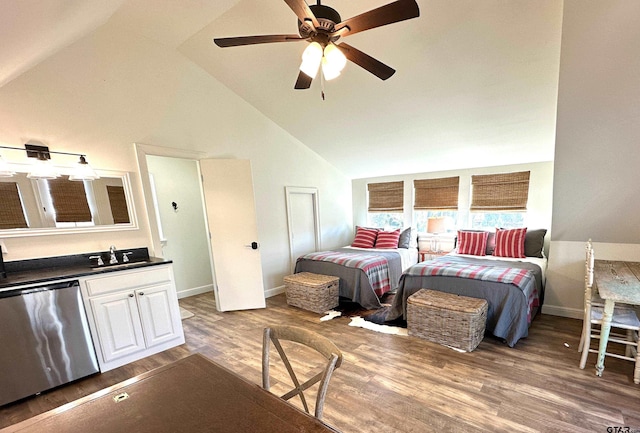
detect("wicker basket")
(407, 289), (487, 352)
(284, 272), (339, 314)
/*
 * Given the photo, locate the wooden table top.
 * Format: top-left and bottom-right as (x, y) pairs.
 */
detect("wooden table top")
(594, 260), (640, 305)
(1, 354), (340, 433)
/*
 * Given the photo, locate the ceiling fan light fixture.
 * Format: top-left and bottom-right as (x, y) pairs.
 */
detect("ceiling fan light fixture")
(321, 57), (341, 80)
(323, 43), (346, 72)
(300, 42), (323, 78)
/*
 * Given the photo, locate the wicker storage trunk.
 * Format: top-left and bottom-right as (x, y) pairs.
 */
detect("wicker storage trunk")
(407, 289), (488, 352)
(284, 272), (339, 314)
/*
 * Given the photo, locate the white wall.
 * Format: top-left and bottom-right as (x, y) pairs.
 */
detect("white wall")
(0, 15), (352, 296)
(545, 1), (640, 318)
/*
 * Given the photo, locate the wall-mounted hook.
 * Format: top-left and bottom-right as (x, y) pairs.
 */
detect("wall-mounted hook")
(171, 201), (178, 212)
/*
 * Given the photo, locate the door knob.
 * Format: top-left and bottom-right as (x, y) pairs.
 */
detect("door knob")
(245, 242), (259, 250)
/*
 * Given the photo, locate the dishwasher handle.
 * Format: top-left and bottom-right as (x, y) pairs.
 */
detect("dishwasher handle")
(0, 280), (80, 299)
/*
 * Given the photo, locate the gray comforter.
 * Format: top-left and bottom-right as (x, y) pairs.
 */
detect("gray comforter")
(294, 248), (403, 310)
(388, 255), (544, 347)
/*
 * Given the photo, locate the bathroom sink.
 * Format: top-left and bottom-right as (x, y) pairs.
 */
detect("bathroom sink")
(89, 260), (153, 271)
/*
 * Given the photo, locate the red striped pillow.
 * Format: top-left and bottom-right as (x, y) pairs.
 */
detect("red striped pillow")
(375, 229), (401, 249)
(493, 228), (527, 258)
(457, 230), (489, 256)
(351, 226), (378, 248)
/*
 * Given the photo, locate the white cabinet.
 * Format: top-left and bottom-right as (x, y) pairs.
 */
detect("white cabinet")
(89, 290), (146, 362)
(80, 264), (185, 372)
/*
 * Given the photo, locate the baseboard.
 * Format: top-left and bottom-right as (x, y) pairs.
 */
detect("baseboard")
(177, 284), (214, 299)
(179, 284), (283, 300)
(265, 285), (285, 299)
(542, 304), (583, 320)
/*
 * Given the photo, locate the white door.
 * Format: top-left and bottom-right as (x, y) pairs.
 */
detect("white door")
(200, 159), (266, 312)
(286, 187), (320, 273)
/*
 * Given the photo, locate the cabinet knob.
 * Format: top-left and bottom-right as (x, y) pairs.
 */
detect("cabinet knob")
(139, 292), (144, 296)
(128, 293), (134, 297)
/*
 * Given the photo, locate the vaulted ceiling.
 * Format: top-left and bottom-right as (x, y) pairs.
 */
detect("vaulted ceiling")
(0, 0), (563, 179)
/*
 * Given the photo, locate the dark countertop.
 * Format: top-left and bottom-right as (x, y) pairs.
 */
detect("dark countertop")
(0, 248), (172, 291)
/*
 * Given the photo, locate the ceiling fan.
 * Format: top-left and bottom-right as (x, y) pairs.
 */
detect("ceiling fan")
(213, 0), (420, 90)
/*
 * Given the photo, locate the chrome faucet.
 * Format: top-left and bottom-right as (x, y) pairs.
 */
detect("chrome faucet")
(109, 245), (118, 264)
(89, 255), (104, 266)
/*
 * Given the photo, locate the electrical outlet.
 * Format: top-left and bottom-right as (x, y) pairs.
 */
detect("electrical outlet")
(0, 240), (7, 254)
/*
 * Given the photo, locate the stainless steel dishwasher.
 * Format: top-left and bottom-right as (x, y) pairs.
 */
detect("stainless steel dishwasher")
(0, 280), (99, 407)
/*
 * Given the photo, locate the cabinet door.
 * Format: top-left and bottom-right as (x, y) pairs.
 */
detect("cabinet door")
(136, 283), (182, 348)
(90, 291), (145, 363)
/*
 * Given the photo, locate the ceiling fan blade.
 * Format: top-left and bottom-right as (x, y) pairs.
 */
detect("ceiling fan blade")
(336, 0), (419, 38)
(283, 0), (320, 29)
(339, 43), (395, 80)
(214, 35), (305, 48)
(294, 71), (313, 89)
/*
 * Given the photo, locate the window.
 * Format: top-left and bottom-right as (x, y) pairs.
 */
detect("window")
(413, 177), (459, 232)
(470, 211), (525, 230)
(107, 185), (130, 224)
(368, 212), (403, 229)
(414, 210), (457, 233)
(47, 176), (94, 227)
(470, 171), (529, 230)
(367, 181), (403, 229)
(0, 182), (29, 229)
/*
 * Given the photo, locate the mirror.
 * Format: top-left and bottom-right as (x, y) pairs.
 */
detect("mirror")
(0, 167), (137, 237)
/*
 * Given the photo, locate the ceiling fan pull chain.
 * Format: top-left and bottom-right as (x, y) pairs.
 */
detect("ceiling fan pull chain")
(321, 69), (325, 100)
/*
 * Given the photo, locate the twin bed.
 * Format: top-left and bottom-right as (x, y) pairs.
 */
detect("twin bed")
(294, 246), (417, 309)
(294, 227), (547, 347)
(388, 252), (546, 347)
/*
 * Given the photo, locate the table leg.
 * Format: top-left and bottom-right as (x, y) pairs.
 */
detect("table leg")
(595, 299), (615, 377)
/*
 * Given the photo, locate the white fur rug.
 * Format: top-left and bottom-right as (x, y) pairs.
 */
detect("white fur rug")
(320, 310), (407, 336)
(348, 316), (408, 336)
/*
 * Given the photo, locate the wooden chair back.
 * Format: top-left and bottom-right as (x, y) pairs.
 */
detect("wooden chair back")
(262, 325), (342, 419)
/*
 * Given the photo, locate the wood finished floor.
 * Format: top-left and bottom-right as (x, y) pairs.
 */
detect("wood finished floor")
(1, 292), (640, 432)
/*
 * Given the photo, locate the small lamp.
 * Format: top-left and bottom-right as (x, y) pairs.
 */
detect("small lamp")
(69, 155), (100, 181)
(426, 217), (447, 252)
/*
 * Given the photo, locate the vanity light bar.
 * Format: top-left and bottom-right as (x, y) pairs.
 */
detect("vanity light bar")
(0, 144), (99, 181)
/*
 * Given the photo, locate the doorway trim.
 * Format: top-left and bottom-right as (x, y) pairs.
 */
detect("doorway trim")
(285, 186), (321, 273)
(134, 143), (206, 258)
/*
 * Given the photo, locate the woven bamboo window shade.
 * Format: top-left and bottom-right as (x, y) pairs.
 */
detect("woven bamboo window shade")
(48, 177), (92, 223)
(471, 171), (530, 211)
(413, 177), (460, 210)
(0, 182), (28, 229)
(368, 181), (404, 212)
(107, 185), (130, 224)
